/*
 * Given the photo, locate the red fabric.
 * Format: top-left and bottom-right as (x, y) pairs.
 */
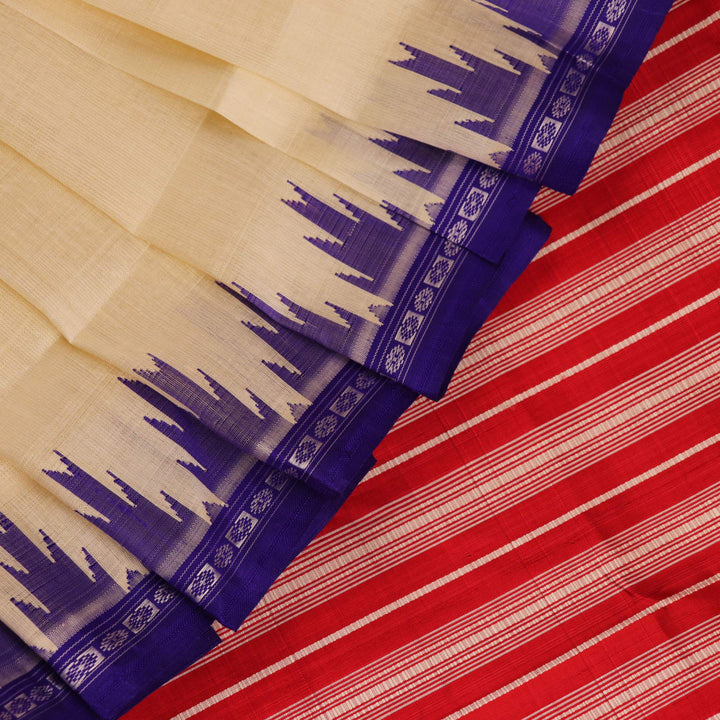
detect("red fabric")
(125, 1), (720, 717)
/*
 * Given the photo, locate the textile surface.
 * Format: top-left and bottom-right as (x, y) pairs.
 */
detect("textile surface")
(121, 2), (720, 718)
(69, 0), (670, 191)
(0, 0), (709, 717)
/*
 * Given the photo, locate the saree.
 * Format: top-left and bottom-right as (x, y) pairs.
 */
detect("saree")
(0, 0), (673, 717)
(136, 7), (720, 716)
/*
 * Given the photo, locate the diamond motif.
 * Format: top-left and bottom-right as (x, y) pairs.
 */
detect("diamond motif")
(4, 695), (35, 718)
(123, 600), (159, 633)
(551, 95), (572, 119)
(475, 167), (500, 189)
(442, 240), (461, 258)
(330, 387), (363, 417)
(188, 565), (219, 601)
(531, 118), (562, 152)
(586, 22), (614, 54)
(353, 371), (377, 390)
(459, 190), (489, 222)
(290, 436), (321, 469)
(226, 512), (258, 547)
(395, 311), (423, 345)
(314, 415), (338, 438)
(153, 586), (176, 605)
(265, 471), (288, 490)
(99, 629), (130, 653)
(560, 69), (585, 96)
(213, 543), (234, 568)
(606, 0), (627, 21)
(522, 151), (544, 178)
(62, 649), (104, 687)
(250, 488), (274, 514)
(28, 685), (53, 704)
(413, 287), (434, 312)
(384, 345), (406, 375)
(425, 257), (453, 288)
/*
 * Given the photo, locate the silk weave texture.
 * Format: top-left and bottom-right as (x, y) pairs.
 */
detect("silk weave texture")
(0, 1), (673, 718)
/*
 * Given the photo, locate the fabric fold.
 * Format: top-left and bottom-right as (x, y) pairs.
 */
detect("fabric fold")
(0, 8), (543, 397)
(4, 0), (541, 262)
(0, 140), (417, 495)
(74, 0), (673, 191)
(0, 281), (408, 634)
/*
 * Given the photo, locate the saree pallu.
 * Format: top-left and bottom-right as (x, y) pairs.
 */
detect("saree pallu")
(0, 3), (551, 397)
(0, 0), (673, 717)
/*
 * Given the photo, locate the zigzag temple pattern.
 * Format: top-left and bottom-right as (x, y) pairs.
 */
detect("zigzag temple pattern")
(0, 24), (544, 396)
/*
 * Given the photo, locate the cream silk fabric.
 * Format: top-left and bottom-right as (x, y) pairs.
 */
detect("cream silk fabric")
(63, 0), (570, 168)
(0, 3), (547, 395)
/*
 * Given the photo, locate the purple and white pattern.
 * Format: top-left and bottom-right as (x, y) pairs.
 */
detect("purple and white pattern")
(385, 0), (670, 191)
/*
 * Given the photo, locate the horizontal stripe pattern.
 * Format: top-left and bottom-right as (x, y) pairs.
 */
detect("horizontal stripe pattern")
(123, 2), (720, 719)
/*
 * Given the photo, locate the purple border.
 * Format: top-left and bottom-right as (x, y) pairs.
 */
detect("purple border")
(436, 212), (552, 399)
(191, 459), (366, 630)
(270, 364), (415, 494)
(83, 611), (217, 719)
(37, 575), (219, 720)
(368, 213), (550, 400)
(0, 655), (98, 720)
(511, 0), (673, 193)
(545, 0), (673, 191)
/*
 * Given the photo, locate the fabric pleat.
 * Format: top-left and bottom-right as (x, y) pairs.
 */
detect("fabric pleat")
(0, 141), (418, 495)
(6, 0), (542, 261)
(0, 4), (553, 397)
(71, 0), (672, 191)
(0, 0), (675, 717)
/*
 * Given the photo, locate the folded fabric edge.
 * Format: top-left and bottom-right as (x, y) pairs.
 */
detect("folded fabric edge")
(31, 376), (373, 631)
(268, 363), (416, 495)
(53, 576), (218, 720)
(432, 165), (540, 263)
(102, 212), (549, 715)
(434, 212), (553, 400)
(509, 0), (674, 194)
(192, 458), (365, 631)
(376, 212), (551, 401)
(35, 373), (404, 633)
